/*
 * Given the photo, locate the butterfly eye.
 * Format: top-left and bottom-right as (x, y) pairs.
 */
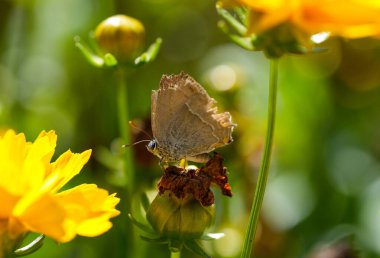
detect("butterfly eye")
(147, 140), (157, 152)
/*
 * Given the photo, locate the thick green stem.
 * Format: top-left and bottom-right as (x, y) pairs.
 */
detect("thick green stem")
(240, 58), (279, 258)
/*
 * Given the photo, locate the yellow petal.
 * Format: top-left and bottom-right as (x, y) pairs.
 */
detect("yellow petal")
(247, 8), (292, 34)
(298, 0), (380, 38)
(240, 0), (291, 11)
(56, 184), (120, 242)
(239, 0), (380, 38)
(6, 217), (27, 240)
(241, 0), (302, 34)
(41, 149), (92, 193)
(75, 216), (113, 237)
(33, 130), (57, 170)
(217, 0), (241, 8)
(20, 131), (58, 193)
(0, 186), (20, 218)
(14, 193), (67, 241)
(0, 130), (57, 196)
(0, 131), (29, 195)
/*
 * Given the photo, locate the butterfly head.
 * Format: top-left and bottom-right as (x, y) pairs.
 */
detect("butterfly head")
(146, 139), (161, 158)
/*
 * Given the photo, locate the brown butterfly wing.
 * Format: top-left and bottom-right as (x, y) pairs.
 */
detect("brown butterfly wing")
(151, 72), (235, 161)
(151, 73), (192, 147)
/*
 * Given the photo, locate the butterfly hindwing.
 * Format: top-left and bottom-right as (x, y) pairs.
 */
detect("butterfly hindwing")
(150, 72), (235, 162)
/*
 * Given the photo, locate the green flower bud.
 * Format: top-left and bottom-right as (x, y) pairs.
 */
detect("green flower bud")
(146, 192), (215, 239)
(95, 14), (145, 62)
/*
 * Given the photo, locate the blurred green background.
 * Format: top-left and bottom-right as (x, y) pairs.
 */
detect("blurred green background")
(2, 0), (380, 257)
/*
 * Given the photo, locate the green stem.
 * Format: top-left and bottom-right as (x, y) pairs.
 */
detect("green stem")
(240, 58), (279, 258)
(116, 68), (135, 193)
(116, 68), (136, 257)
(170, 251), (181, 258)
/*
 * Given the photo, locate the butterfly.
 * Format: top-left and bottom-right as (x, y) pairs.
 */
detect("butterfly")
(147, 72), (235, 163)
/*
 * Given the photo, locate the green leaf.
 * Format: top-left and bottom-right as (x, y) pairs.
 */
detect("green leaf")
(13, 235), (45, 257)
(134, 38), (162, 66)
(74, 36), (105, 67)
(103, 53), (118, 67)
(216, 6), (247, 35)
(127, 213), (156, 235)
(140, 192), (151, 213)
(218, 21), (255, 50)
(184, 240), (210, 258)
(234, 6), (248, 25)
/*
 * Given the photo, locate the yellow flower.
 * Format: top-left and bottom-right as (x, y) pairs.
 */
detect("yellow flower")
(238, 0), (380, 38)
(0, 130), (120, 249)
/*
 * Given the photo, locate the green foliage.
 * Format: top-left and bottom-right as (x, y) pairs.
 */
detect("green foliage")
(1, 0), (380, 258)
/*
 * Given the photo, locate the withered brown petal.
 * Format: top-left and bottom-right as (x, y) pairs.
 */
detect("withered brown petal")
(201, 152), (233, 197)
(158, 166), (214, 206)
(157, 153), (232, 206)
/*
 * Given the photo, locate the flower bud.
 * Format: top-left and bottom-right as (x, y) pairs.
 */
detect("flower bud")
(95, 14), (145, 62)
(147, 192), (215, 239)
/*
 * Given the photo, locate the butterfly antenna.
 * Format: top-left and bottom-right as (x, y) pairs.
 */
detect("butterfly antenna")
(128, 121), (152, 139)
(123, 139), (151, 148)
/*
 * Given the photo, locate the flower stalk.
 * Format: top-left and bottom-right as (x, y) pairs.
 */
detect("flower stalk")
(171, 250), (181, 258)
(116, 68), (135, 193)
(240, 58), (278, 258)
(74, 14), (162, 258)
(115, 67), (138, 258)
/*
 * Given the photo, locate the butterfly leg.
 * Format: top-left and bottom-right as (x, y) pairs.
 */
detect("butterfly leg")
(179, 159), (188, 169)
(158, 157), (166, 171)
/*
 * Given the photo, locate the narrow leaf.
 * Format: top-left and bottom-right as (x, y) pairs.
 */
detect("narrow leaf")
(140, 192), (151, 213)
(134, 38), (162, 66)
(74, 37), (105, 67)
(13, 235), (45, 257)
(218, 21), (255, 50)
(234, 7), (248, 25)
(216, 6), (247, 35)
(127, 213), (156, 235)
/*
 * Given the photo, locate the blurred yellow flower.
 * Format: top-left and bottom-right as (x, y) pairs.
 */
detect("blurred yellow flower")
(0, 130), (120, 249)
(238, 0), (380, 38)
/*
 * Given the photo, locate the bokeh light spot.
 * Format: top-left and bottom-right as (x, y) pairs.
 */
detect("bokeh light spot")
(214, 227), (243, 257)
(209, 64), (237, 91)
